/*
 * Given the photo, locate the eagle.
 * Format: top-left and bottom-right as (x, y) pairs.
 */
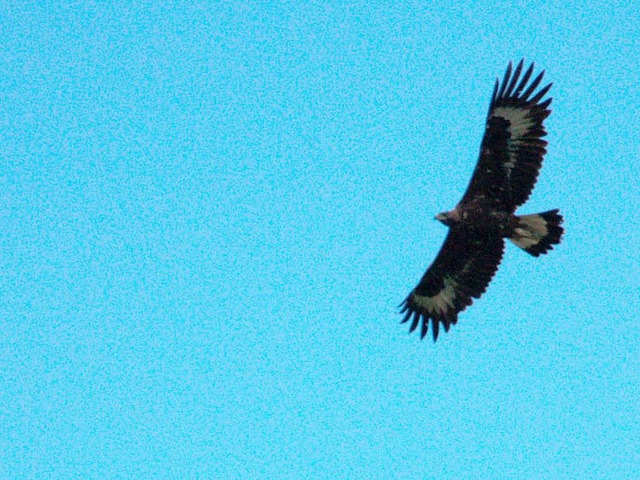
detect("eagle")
(400, 60), (564, 341)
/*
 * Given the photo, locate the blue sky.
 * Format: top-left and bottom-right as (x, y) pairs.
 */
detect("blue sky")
(2, 1), (639, 478)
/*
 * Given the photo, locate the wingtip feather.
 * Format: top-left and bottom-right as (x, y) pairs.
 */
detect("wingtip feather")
(496, 61), (513, 99)
(409, 310), (420, 333)
(520, 71), (544, 101)
(529, 82), (552, 104)
(431, 319), (440, 342)
(515, 63), (534, 96)
(504, 60), (523, 98)
(420, 317), (429, 339)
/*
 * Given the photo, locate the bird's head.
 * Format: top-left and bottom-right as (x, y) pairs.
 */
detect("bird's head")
(435, 210), (457, 227)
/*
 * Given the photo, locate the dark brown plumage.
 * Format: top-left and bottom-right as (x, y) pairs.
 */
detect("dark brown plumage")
(400, 60), (564, 341)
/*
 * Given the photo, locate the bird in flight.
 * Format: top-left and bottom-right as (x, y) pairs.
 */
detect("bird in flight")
(400, 60), (564, 341)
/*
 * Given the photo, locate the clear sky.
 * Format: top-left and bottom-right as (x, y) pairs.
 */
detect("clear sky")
(2, 1), (639, 479)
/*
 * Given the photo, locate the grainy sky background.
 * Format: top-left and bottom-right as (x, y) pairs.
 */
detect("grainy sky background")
(2, 1), (639, 478)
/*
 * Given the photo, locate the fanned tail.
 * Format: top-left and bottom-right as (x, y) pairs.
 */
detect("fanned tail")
(509, 209), (564, 257)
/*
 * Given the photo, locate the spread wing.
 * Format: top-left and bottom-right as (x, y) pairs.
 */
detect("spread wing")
(399, 230), (505, 341)
(460, 60), (552, 211)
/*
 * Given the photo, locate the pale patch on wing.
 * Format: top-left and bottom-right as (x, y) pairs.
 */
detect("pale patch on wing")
(492, 106), (535, 138)
(411, 277), (458, 315)
(491, 106), (535, 176)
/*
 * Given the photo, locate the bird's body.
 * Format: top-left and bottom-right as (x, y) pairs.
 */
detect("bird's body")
(400, 60), (564, 341)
